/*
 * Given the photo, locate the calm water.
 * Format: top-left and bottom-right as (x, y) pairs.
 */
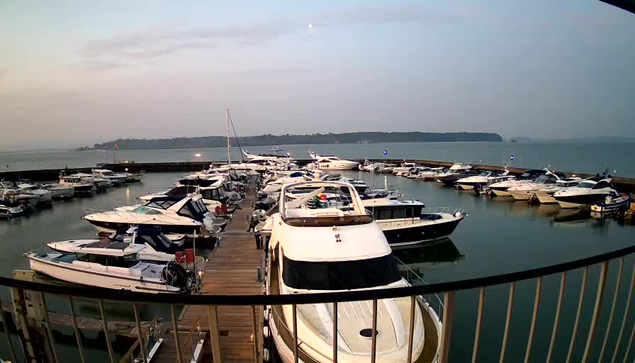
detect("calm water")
(0, 171), (633, 361)
(2, 141), (635, 177)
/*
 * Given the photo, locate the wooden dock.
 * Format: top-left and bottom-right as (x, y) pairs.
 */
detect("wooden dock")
(155, 180), (264, 363)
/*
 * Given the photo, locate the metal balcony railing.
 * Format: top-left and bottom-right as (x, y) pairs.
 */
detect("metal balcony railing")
(0, 243), (634, 362)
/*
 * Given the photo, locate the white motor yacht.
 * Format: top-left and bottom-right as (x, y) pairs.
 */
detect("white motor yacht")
(488, 169), (550, 197)
(26, 244), (198, 294)
(308, 152), (359, 170)
(0, 200), (24, 219)
(47, 227), (185, 264)
(534, 178), (582, 204)
(456, 170), (514, 190)
(415, 167), (445, 181)
(264, 181), (441, 363)
(93, 169), (127, 186)
(507, 173), (562, 201)
(0, 186), (40, 208)
(59, 174), (97, 195)
(83, 195), (215, 235)
(554, 176), (618, 209)
(17, 183), (53, 205)
(41, 183), (75, 199)
(391, 162), (419, 175)
(434, 163), (473, 186)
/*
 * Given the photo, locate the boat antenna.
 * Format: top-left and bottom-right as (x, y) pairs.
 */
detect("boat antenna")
(226, 109), (231, 165)
(227, 110), (245, 162)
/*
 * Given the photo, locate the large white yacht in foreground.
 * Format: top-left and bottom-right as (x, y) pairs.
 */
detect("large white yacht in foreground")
(264, 181), (441, 363)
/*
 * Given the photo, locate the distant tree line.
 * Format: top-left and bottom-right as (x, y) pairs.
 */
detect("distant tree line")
(88, 132), (502, 150)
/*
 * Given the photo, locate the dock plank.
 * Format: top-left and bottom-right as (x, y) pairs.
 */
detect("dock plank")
(158, 178), (264, 363)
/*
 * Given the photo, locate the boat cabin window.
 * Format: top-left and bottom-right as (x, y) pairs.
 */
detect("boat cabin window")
(534, 175), (556, 184)
(578, 181), (595, 189)
(177, 201), (206, 220)
(593, 181), (611, 189)
(168, 186), (197, 196)
(370, 206), (421, 220)
(282, 254), (401, 290)
(201, 188), (225, 202)
(76, 253), (140, 268)
(132, 206), (162, 215)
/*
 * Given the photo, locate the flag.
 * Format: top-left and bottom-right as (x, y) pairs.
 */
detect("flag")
(114, 144), (119, 150)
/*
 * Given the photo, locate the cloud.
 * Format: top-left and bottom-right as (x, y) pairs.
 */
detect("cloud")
(75, 4), (474, 71)
(70, 59), (136, 72)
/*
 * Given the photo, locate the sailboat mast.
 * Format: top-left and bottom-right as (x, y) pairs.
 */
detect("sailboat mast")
(226, 109), (231, 165)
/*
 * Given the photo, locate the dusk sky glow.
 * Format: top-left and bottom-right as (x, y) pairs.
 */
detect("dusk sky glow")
(1, 0), (634, 149)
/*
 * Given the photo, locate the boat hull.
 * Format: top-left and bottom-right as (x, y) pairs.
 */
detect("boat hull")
(28, 256), (179, 294)
(490, 187), (511, 197)
(509, 190), (533, 201)
(85, 219), (202, 235)
(535, 191), (557, 204)
(555, 194), (608, 209)
(378, 215), (464, 247)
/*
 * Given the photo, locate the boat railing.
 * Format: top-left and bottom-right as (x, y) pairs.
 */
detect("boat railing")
(1, 243), (635, 362)
(394, 255), (445, 314)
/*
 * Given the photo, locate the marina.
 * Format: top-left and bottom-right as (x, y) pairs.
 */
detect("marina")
(3, 0), (635, 360)
(0, 148), (633, 362)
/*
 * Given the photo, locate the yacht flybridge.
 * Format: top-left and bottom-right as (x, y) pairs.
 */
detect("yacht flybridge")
(308, 152), (359, 170)
(264, 181), (441, 363)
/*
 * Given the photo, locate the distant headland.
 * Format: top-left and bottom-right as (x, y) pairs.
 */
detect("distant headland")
(80, 132), (503, 151)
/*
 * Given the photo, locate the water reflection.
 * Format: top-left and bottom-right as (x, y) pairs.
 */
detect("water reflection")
(393, 238), (465, 278)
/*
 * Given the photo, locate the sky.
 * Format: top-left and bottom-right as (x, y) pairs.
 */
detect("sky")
(1, 0), (634, 150)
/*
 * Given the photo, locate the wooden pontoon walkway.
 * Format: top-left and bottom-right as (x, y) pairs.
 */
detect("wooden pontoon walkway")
(157, 180), (264, 363)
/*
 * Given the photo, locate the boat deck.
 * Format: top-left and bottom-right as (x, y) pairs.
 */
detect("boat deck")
(268, 258), (440, 363)
(156, 179), (264, 363)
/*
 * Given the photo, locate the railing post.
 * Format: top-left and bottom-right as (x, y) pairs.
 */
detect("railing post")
(132, 303), (147, 363)
(581, 261), (609, 362)
(439, 292), (455, 363)
(171, 304), (183, 363)
(292, 304), (298, 363)
(611, 261), (635, 363)
(566, 266), (589, 363)
(207, 305), (222, 363)
(524, 277), (543, 363)
(371, 299), (378, 363)
(407, 296), (416, 363)
(98, 300), (115, 363)
(622, 316), (635, 363)
(251, 305), (258, 363)
(546, 272), (567, 363)
(499, 283), (515, 363)
(332, 302), (338, 363)
(10, 287), (37, 362)
(598, 257), (624, 362)
(471, 288), (485, 363)
(38, 292), (59, 363)
(0, 297), (17, 363)
(67, 297), (86, 363)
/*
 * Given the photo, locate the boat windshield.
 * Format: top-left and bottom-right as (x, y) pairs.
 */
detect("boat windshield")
(282, 184), (372, 226)
(282, 254), (401, 290)
(578, 181), (595, 189)
(132, 206), (162, 215)
(534, 175), (555, 184)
